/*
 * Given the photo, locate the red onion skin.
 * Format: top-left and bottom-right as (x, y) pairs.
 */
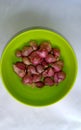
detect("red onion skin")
(22, 57), (31, 65)
(55, 60), (64, 67)
(27, 65), (38, 74)
(22, 46), (33, 56)
(35, 81), (44, 88)
(58, 78), (63, 83)
(42, 69), (48, 77)
(47, 67), (54, 77)
(51, 63), (63, 72)
(42, 61), (48, 68)
(29, 41), (38, 50)
(15, 62), (26, 70)
(54, 71), (66, 84)
(53, 48), (60, 57)
(54, 73), (58, 84)
(40, 42), (52, 52)
(32, 74), (42, 82)
(29, 51), (43, 65)
(16, 50), (22, 57)
(44, 77), (54, 86)
(37, 49), (48, 58)
(42, 67), (54, 77)
(13, 64), (26, 78)
(36, 64), (44, 73)
(45, 54), (57, 63)
(57, 71), (66, 80)
(22, 74), (33, 84)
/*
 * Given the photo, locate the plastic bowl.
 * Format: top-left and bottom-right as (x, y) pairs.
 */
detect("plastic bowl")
(0, 28), (78, 107)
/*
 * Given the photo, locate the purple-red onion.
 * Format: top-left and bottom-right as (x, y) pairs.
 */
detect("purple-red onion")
(13, 40), (66, 88)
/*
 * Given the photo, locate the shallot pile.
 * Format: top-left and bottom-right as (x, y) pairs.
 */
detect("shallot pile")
(13, 41), (66, 88)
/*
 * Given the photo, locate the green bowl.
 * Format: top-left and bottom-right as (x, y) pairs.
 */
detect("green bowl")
(0, 28), (78, 107)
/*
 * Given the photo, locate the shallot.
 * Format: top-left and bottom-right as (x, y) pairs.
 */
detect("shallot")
(16, 50), (22, 57)
(44, 77), (54, 86)
(29, 41), (38, 50)
(22, 46), (33, 56)
(35, 81), (44, 88)
(45, 54), (57, 63)
(29, 51), (43, 65)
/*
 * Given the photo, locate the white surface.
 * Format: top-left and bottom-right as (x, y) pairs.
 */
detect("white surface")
(0, 0), (81, 130)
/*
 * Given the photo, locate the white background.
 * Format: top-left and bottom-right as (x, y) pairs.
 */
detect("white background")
(0, 0), (81, 130)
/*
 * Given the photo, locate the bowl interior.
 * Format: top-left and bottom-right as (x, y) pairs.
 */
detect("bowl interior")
(1, 29), (77, 106)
